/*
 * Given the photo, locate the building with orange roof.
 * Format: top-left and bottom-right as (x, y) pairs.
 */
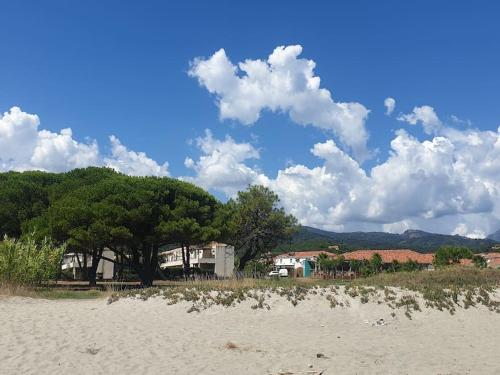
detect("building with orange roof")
(274, 251), (336, 277)
(276, 251), (336, 260)
(342, 249), (434, 265)
(274, 249), (437, 277)
(479, 252), (500, 268)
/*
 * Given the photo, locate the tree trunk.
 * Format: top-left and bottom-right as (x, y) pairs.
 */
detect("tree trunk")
(81, 252), (89, 281)
(181, 244), (191, 278)
(144, 246), (158, 287)
(134, 245), (158, 287)
(88, 267), (97, 287)
(139, 268), (154, 287)
(185, 245), (191, 277)
(117, 254), (123, 280)
(130, 248), (148, 286)
(181, 244), (185, 267)
(88, 248), (103, 287)
(238, 251), (254, 271)
(75, 252), (83, 280)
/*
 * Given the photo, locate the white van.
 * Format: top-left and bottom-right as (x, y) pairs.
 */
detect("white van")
(269, 269), (288, 277)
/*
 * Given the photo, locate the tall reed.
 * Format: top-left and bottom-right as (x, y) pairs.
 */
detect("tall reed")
(0, 235), (65, 287)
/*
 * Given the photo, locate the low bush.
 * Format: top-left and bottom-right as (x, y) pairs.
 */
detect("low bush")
(0, 235), (65, 286)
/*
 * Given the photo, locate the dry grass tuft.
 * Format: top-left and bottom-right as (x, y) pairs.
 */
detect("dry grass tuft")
(0, 283), (29, 298)
(354, 266), (500, 290)
(4, 267), (498, 318)
(0, 282), (105, 300)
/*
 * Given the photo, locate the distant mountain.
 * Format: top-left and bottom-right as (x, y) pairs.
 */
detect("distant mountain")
(487, 229), (500, 242)
(275, 226), (499, 254)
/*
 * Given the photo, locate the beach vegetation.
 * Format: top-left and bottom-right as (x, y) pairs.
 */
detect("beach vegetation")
(0, 169), (299, 287)
(433, 246), (473, 267)
(226, 185), (299, 271)
(0, 235), (64, 286)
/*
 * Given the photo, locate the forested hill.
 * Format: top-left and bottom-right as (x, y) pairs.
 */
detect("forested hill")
(275, 226), (499, 254)
(488, 229), (500, 242)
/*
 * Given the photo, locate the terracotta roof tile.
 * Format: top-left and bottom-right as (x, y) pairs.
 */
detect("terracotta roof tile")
(341, 249), (434, 264)
(480, 252), (500, 268)
(277, 251), (336, 259)
(459, 258), (473, 266)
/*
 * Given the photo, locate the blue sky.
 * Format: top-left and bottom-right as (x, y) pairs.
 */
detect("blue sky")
(1, 1), (500, 236)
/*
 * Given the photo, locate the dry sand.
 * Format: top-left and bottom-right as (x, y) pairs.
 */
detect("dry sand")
(1, 289), (499, 375)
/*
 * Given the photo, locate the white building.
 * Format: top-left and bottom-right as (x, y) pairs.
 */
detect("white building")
(61, 249), (115, 280)
(160, 242), (234, 277)
(274, 251), (336, 277)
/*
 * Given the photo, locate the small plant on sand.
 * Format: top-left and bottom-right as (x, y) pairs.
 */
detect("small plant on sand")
(326, 294), (340, 308)
(187, 305), (200, 313)
(476, 287), (500, 312)
(383, 287), (397, 303)
(395, 294), (421, 319)
(345, 285), (359, 298)
(463, 289), (476, 309)
(358, 286), (376, 304)
(108, 268), (499, 317)
(421, 288), (455, 314)
(139, 287), (163, 301)
(250, 293), (268, 309)
(224, 341), (238, 350)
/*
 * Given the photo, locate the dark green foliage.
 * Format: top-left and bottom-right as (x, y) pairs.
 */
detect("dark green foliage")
(317, 253), (345, 277)
(370, 253), (383, 273)
(227, 185), (299, 270)
(348, 259), (364, 274)
(156, 188), (220, 277)
(243, 260), (272, 277)
(0, 169), (300, 285)
(472, 255), (487, 269)
(433, 246), (473, 267)
(0, 168), (224, 286)
(389, 259), (400, 272)
(401, 259), (420, 272)
(0, 235), (65, 285)
(0, 171), (62, 238)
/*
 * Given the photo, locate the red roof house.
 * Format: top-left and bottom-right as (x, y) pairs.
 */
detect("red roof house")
(341, 249), (434, 264)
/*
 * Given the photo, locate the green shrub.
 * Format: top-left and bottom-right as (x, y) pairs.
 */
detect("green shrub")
(433, 246), (473, 267)
(243, 260), (271, 276)
(401, 259), (419, 272)
(0, 235), (65, 286)
(472, 255), (487, 269)
(370, 253), (383, 273)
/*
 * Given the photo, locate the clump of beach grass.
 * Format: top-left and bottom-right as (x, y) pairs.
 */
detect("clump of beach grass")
(107, 267), (500, 317)
(355, 267), (500, 314)
(0, 283), (105, 300)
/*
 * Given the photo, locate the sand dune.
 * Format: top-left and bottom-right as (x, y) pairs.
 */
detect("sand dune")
(1, 290), (499, 375)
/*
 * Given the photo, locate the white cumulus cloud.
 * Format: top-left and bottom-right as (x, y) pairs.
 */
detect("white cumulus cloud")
(104, 136), (169, 177)
(189, 45), (371, 162)
(384, 97), (395, 115)
(184, 119), (500, 236)
(451, 223), (486, 239)
(0, 106), (169, 177)
(398, 105), (443, 134)
(183, 129), (268, 196)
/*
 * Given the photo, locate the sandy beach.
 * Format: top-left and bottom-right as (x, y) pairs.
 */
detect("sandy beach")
(1, 290), (499, 375)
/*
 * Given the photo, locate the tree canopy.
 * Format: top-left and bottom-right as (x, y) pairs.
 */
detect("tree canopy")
(0, 168), (223, 285)
(0, 169), (299, 285)
(433, 246), (474, 267)
(227, 185), (299, 270)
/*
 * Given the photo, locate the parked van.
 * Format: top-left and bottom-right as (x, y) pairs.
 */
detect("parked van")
(268, 268), (288, 277)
